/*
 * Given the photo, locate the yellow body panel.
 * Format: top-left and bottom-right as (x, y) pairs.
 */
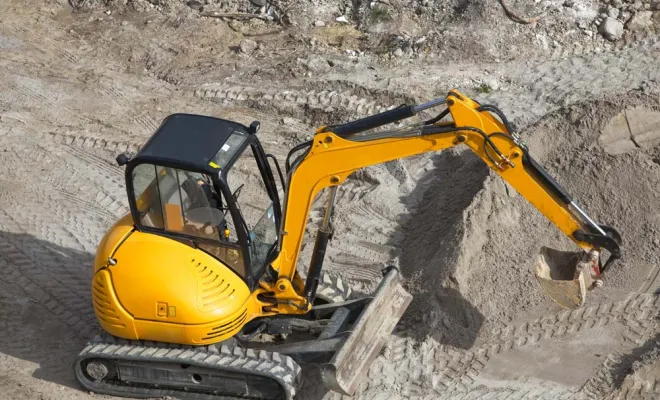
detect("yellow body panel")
(92, 219), (262, 344)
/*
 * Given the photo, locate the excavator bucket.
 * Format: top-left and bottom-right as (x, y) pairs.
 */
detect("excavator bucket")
(319, 266), (412, 396)
(533, 247), (596, 309)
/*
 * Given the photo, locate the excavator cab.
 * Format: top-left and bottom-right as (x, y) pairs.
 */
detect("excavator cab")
(121, 113), (283, 288)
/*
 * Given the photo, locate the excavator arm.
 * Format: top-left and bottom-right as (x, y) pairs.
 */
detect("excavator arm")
(269, 90), (621, 310)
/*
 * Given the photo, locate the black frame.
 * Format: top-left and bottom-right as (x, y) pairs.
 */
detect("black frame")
(124, 131), (283, 290)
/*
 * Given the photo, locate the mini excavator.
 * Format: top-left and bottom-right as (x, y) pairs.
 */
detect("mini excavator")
(75, 90), (622, 399)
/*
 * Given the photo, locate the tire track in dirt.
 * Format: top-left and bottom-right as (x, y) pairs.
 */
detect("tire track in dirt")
(544, 33), (660, 61)
(328, 293), (660, 400)
(193, 85), (394, 121)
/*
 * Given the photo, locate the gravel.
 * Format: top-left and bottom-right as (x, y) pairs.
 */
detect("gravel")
(599, 17), (624, 40)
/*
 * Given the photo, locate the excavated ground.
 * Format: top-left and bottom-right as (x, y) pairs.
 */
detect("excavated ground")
(1, 0), (660, 399)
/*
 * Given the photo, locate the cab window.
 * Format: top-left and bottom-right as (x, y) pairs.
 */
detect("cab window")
(131, 163), (246, 277)
(226, 147), (278, 277)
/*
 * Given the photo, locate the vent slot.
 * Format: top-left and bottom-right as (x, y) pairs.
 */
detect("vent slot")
(202, 310), (248, 340)
(92, 274), (126, 328)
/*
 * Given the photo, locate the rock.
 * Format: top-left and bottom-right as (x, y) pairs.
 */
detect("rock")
(626, 11), (653, 31)
(654, 238), (660, 246)
(632, 0), (643, 10)
(599, 112), (638, 155)
(335, 16), (349, 23)
(299, 55), (331, 73)
(186, 0), (203, 10)
(621, 10), (632, 22)
(281, 117), (296, 125)
(238, 39), (258, 55)
(393, 48), (404, 57)
(607, 7), (620, 18)
(314, 20), (326, 27)
(652, 0), (660, 10)
(599, 17), (624, 41)
(613, 0), (623, 7)
(563, 0), (575, 6)
(625, 107), (660, 148)
(482, 76), (500, 91)
(121, 20), (128, 26)
(250, 0), (267, 6)
(577, 20), (588, 29)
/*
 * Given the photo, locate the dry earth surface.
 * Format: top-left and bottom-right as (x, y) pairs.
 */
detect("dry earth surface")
(1, 0), (660, 399)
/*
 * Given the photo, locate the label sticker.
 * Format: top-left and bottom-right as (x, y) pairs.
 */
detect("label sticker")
(221, 144), (230, 151)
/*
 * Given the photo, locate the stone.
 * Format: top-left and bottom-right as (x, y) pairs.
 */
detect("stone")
(652, 0), (660, 10)
(563, 0), (575, 6)
(621, 10), (632, 22)
(393, 48), (404, 57)
(632, 0), (643, 10)
(299, 55), (331, 73)
(186, 0), (203, 10)
(626, 11), (653, 31)
(314, 20), (326, 27)
(625, 107), (660, 148)
(238, 39), (258, 55)
(250, 0), (267, 6)
(607, 7), (620, 18)
(335, 16), (349, 23)
(599, 17), (624, 41)
(599, 112), (638, 155)
(280, 117), (296, 125)
(483, 76), (500, 91)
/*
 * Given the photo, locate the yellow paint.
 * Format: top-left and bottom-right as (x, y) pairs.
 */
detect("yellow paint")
(95, 229), (264, 344)
(209, 161), (220, 169)
(94, 213), (134, 274)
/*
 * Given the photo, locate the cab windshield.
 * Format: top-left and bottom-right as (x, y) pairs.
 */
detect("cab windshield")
(130, 154), (280, 280)
(249, 203), (278, 273)
(131, 164), (249, 277)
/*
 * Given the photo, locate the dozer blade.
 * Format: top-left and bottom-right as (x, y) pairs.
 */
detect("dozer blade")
(319, 266), (412, 396)
(533, 246), (593, 309)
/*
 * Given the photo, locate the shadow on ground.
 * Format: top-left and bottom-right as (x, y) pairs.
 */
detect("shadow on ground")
(392, 149), (489, 349)
(0, 232), (98, 391)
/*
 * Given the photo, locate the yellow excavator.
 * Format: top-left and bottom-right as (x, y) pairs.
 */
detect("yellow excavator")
(74, 90), (621, 399)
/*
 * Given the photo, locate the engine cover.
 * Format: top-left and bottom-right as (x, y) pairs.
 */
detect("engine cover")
(92, 219), (257, 345)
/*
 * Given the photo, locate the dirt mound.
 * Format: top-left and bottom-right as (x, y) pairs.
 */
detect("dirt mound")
(394, 91), (660, 348)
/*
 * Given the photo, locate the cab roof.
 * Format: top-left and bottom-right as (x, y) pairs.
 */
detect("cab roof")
(134, 113), (250, 172)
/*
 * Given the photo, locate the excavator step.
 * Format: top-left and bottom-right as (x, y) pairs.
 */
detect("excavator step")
(73, 334), (301, 400)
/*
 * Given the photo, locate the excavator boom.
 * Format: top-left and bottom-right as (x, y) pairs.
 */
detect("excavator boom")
(274, 90), (620, 308)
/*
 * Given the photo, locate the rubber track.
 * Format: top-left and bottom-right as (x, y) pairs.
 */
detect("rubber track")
(76, 334), (302, 400)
